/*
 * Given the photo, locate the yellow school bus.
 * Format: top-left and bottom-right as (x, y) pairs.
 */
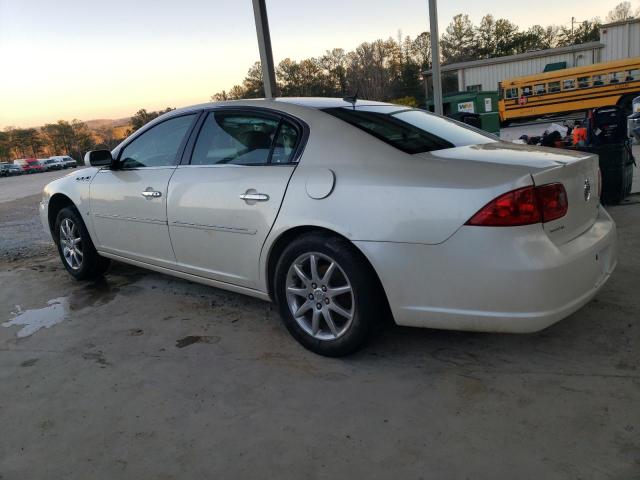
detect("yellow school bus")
(498, 57), (640, 124)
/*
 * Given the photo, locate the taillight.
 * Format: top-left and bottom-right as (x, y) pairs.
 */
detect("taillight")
(536, 183), (568, 222)
(466, 183), (568, 227)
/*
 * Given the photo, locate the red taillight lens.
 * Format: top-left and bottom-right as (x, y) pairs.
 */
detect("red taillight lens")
(536, 183), (568, 222)
(466, 183), (568, 227)
(466, 186), (541, 226)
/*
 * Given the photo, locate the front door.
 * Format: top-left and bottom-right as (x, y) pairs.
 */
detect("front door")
(90, 113), (198, 267)
(167, 109), (302, 289)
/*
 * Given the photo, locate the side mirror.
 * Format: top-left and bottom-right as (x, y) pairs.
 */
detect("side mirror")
(85, 150), (113, 167)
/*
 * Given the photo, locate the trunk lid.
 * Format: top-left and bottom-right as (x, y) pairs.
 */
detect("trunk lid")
(531, 152), (600, 245)
(428, 141), (600, 245)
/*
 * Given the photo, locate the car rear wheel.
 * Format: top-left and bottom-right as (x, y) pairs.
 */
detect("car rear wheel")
(274, 233), (383, 357)
(55, 207), (110, 280)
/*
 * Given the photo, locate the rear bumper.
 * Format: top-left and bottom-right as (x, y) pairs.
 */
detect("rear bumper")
(355, 206), (617, 333)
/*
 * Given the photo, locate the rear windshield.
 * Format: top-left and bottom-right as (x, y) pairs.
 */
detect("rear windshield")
(322, 106), (496, 154)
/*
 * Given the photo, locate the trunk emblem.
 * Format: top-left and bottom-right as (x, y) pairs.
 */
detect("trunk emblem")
(584, 179), (592, 202)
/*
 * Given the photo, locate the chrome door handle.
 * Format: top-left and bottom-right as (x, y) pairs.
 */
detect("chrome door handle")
(239, 191), (269, 203)
(141, 189), (162, 199)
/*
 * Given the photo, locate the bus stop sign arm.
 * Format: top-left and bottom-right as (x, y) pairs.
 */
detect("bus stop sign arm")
(252, 0), (278, 98)
(429, 0), (443, 115)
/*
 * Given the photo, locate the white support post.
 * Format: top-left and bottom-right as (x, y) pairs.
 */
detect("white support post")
(428, 0), (443, 115)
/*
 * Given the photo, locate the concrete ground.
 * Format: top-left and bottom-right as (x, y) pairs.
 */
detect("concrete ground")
(1, 163), (639, 479)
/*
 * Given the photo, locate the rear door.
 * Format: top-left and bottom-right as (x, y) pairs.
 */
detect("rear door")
(90, 113), (198, 267)
(167, 108), (304, 289)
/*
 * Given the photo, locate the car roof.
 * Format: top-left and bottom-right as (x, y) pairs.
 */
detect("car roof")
(167, 97), (395, 117)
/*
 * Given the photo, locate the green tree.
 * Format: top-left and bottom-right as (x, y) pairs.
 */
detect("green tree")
(441, 14), (477, 63)
(129, 107), (174, 133)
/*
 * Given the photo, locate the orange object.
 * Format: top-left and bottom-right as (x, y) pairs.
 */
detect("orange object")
(572, 127), (587, 145)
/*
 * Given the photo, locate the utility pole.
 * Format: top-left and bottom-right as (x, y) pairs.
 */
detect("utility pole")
(252, 0), (278, 98)
(428, 0), (443, 115)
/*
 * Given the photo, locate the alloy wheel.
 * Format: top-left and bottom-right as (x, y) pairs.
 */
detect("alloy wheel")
(59, 218), (83, 270)
(285, 252), (355, 340)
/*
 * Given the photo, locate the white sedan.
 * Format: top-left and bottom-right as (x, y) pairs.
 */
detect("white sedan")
(40, 98), (617, 356)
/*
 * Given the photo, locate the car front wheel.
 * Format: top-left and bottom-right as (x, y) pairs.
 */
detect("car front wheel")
(55, 207), (110, 280)
(274, 233), (384, 357)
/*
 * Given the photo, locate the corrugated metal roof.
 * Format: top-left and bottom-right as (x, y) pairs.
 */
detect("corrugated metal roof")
(423, 41), (604, 75)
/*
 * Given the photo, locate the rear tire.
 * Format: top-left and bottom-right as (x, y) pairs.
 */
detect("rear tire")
(274, 232), (384, 357)
(55, 207), (110, 280)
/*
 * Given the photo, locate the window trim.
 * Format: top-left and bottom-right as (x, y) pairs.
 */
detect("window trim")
(182, 106), (309, 167)
(114, 111), (201, 170)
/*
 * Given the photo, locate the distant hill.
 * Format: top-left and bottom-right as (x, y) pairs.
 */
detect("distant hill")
(84, 117), (131, 129)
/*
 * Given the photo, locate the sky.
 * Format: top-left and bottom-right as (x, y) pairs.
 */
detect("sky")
(0, 0), (631, 128)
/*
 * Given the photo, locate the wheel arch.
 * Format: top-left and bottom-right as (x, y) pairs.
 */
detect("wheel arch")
(48, 193), (77, 240)
(264, 226), (392, 318)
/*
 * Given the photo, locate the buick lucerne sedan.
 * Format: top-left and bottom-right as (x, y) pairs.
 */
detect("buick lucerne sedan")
(40, 98), (617, 356)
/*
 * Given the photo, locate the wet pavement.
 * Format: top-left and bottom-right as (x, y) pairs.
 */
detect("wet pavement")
(0, 169), (639, 479)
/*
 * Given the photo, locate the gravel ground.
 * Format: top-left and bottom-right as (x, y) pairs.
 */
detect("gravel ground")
(0, 159), (638, 479)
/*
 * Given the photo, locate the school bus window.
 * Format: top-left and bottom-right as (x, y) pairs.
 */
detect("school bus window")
(505, 87), (518, 99)
(608, 72), (624, 83)
(533, 84), (546, 95)
(548, 81), (561, 93)
(593, 75), (604, 86)
(577, 76), (590, 88)
(562, 79), (576, 90)
(626, 69), (639, 81)
(521, 86), (532, 96)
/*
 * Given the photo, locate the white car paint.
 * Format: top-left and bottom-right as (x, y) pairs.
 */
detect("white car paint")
(40, 98), (617, 333)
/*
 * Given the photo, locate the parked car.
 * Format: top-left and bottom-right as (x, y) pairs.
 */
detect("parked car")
(14, 158), (44, 173)
(49, 155), (77, 168)
(40, 98), (617, 356)
(0, 163), (23, 176)
(40, 158), (64, 171)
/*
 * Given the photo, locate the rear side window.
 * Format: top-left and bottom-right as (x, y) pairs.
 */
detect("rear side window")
(191, 111), (299, 165)
(323, 107), (495, 154)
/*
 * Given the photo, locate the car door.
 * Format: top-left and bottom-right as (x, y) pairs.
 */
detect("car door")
(167, 108), (304, 289)
(90, 113), (198, 268)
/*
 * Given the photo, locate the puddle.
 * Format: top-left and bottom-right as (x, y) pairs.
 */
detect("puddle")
(2, 297), (68, 338)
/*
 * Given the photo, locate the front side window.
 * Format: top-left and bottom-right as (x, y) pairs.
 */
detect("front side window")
(323, 106), (495, 154)
(119, 114), (196, 168)
(191, 112), (295, 166)
(505, 88), (518, 99)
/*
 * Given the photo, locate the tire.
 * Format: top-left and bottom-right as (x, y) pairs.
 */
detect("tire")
(54, 206), (110, 280)
(273, 232), (384, 357)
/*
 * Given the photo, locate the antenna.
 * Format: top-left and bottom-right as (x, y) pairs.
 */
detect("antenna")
(343, 88), (359, 108)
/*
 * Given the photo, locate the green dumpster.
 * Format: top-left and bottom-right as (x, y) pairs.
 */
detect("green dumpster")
(425, 91), (501, 135)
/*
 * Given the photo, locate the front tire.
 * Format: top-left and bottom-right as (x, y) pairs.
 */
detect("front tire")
(55, 207), (110, 280)
(274, 233), (384, 357)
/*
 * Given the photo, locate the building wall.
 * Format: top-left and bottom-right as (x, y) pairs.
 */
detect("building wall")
(601, 20), (640, 61)
(460, 49), (599, 91)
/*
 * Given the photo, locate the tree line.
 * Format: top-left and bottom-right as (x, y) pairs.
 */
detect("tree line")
(0, 108), (173, 163)
(212, 3), (639, 105)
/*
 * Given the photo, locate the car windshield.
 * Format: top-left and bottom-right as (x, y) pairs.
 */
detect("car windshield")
(322, 105), (496, 154)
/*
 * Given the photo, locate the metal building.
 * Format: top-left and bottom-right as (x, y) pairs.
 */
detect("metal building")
(426, 18), (640, 93)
